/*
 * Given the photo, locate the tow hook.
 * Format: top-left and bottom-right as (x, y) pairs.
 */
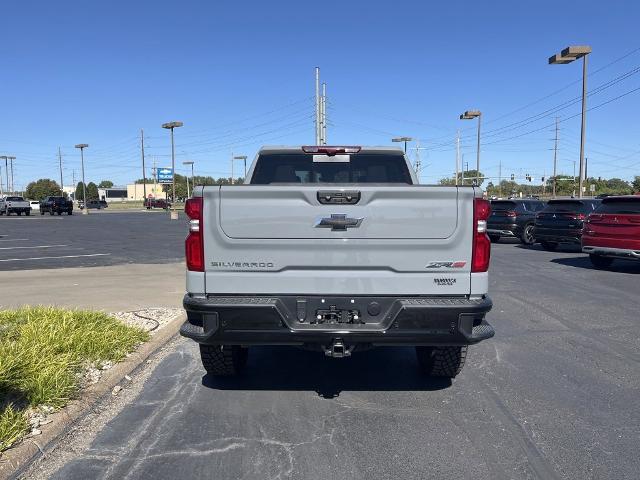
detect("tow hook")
(324, 339), (353, 358)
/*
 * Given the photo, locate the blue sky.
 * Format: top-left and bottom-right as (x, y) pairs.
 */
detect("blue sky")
(2, 0), (639, 190)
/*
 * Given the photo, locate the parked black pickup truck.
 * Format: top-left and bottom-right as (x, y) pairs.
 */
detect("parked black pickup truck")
(40, 196), (73, 215)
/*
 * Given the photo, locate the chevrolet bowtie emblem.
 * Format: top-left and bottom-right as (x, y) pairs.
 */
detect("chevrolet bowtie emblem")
(314, 214), (364, 231)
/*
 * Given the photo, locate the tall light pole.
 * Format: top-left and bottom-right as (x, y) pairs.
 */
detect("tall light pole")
(549, 45), (591, 198)
(7, 157), (15, 194)
(392, 136), (413, 153)
(0, 156), (7, 195)
(183, 161), (194, 197)
(75, 144), (89, 215)
(162, 121), (183, 220)
(234, 155), (248, 182)
(460, 110), (482, 185)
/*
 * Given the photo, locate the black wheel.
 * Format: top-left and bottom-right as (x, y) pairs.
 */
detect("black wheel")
(199, 345), (248, 376)
(40, 210), (44, 215)
(57, 211), (62, 215)
(589, 254), (614, 269)
(540, 241), (557, 251)
(416, 346), (467, 378)
(519, 224), (535, 245)
(489, 234), (500, 243)
(49, 210), (54, 216)
(68, 210), (73, 215)
(26, 211), (30, 216)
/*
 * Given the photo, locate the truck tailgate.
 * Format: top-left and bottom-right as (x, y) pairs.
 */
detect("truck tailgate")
(202, 185), (475, 296)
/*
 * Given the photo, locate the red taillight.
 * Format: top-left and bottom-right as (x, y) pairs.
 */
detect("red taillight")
(185, 197), (204, 272)
(301, 145), (361, 155)
(576, 213), (586, 220)
(472, 198), (491, 273)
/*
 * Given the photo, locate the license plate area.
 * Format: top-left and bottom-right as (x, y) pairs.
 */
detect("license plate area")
(314, 305), (362, 325)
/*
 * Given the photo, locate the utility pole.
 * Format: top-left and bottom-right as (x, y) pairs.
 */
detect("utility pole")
(455, 130), (460, 186)
(414, 140), (421, 180)
(498, 159), (502, 197)
(0, 163), (3, 196)
(553, 117), (559, 198)
(141, 129), (147, 203)
(8, 157), (16, 194)
(72, 170), (76, 190)
(461, 154), (466, 185)
(231, 152), (234, 182)
(315, 67), (321, 145)
(58, 147), (64, 191)
(321, 82), (327, 145)
(1, 157), (8, 195)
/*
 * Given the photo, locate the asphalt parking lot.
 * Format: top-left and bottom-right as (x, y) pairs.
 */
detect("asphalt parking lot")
(0, 210), (185, 271)
(14, 214), (640, 480)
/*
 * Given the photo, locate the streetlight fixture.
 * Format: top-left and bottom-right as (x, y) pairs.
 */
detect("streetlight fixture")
(74, 144), (89, 215)
(161, 121), (183, 220)
(549, 45), (591, 198)
(460, 110), (482, 185)
(232, 155), (248, 182)
(183, 161), (194, 198)
(391, 137), (413, 153)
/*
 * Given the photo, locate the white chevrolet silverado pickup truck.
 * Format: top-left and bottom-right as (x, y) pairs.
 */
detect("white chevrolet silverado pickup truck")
(180, 146), (494, 378)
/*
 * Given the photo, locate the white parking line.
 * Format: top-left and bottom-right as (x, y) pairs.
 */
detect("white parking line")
(0, 253), (111, 262)
(0, 238), (29, 242)
(0, 244), (68, 250)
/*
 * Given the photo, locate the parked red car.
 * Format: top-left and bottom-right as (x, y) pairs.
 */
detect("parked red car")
(582, 196), (640, 268)
(144, 198), (170, 209)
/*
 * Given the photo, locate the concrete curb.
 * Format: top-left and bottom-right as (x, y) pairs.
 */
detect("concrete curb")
(0, 312), (186, 480)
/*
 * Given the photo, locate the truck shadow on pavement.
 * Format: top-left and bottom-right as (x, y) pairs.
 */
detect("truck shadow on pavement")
(202, 346), (452, 399)
(551, 256), (640, 274)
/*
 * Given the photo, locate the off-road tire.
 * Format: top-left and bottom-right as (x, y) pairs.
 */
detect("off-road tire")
(489, 234), (500, 243)
(416, 346), (467, 378)
(589, 254), (614, 269)
(519, 224), (535, 245)
(540, 241), (558, 251)
(199, 344), (248, 376)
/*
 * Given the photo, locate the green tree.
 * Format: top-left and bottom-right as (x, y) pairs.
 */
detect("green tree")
(75, 182), (85, 201)
(633, 176), (640, 193)
(86, 182), (99, 200)
(25, 179), (62, 200)
(98, 180), (114, 188)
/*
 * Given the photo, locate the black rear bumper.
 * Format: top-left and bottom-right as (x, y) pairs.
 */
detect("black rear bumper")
(533, 226), (582, 244)
(181, 294), (494, 347)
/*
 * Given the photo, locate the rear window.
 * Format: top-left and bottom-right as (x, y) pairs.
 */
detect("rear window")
(597, 198), (640, 214)
(545, 200), (598, 213)
(6, 197), (23, 201)
(491, 201), (517, 211)
(50, 197), (65, 201)
(251, 153), (413, 184)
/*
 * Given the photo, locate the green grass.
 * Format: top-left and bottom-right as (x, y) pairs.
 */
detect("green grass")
(0, 307), (149, 452)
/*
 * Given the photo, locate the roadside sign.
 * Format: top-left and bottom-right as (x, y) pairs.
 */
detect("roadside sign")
(590, 184), (596, 192)
(157, 167), (173, 184)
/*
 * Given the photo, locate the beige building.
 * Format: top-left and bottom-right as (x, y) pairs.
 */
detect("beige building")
(127, 183), (167, 201)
